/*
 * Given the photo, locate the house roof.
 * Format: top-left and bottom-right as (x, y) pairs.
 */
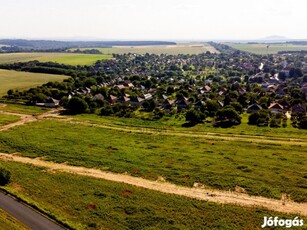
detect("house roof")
(269, 103), (284, 110)
(247, 103), (262, 111)
(45, 97), (59, 104)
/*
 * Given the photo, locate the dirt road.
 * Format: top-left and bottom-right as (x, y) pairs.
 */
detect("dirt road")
(0, 106), (306, 217)
(1, 153), (306, 217)
(61, 119), (307, 146)
(0, 107), (306, 146)
(0, 110), (60, 131)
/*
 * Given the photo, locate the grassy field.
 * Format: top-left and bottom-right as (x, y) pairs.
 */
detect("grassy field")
(70, 43), (218, 55)
(73, 112), (307, 139)
(0, 161), (303, 230)
(0, 103), (50, 115)
(0, 53), (112, 66)
(0, 208), (29, 230)
(0, 69), (69, 96)
(0, 114), (20, 126)
(226, 43), (307, 54)
(0, 119), (306, 202)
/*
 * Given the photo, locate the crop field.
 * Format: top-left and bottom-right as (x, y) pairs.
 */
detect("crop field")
(0, 161), (300, 229)
(0, 53), (112, 66)
(0, 69), (69, 96)
(72, 43), (218, 55)
(226, 43), (307, 54)
(0, 208), (29, 230)
(0, 118), (306, 202)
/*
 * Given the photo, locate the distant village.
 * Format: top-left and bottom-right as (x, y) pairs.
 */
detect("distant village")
(3, 44), (307, 128)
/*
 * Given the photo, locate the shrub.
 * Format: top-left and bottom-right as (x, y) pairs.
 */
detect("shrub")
(214, 107), (241, 127)
(248, 110), (270, 127)
(66, 97), (89, 114)
(0, 168), (11, 186)
(185, 109), (205, 124)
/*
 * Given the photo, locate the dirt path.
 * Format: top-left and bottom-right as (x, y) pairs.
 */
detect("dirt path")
(59, 119), (307, 146)
(0, 106), (305, 146)
(0, 153), (306, 216)
(0, 110), (60, 131)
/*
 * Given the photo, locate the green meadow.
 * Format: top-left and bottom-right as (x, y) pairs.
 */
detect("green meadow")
(73, 112), (307, 139)
(0, 69), (69, 96)
(1, 161), (303, 230)
(0, 114), (20, 126)
(0, 103), (50, 115)
(0, 119), (306, 202)
(226, 43), (307, 54)
(0, 53), (112, 66)
(70, 43), (218, 55)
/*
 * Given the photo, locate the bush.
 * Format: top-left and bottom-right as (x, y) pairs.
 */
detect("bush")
(66, 97), (89, 114)
(185, 109), (205, 125)
(0, 168), (11, 186)
(298, 116), (307, 129)
(214, 107), (241, 127)
(248, 110), (270, 127)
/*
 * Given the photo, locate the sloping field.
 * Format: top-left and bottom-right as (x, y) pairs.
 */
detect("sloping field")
(74, 43), (218, 55)
(0, 69), (69, 95)
(227, 43), (307, 54)
(0, 53), (112, 65)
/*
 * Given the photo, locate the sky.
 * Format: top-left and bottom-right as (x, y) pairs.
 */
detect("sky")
(0, 0), (306, 40)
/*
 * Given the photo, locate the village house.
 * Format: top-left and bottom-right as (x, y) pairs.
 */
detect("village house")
(36, 97), (60, 108)
(108, 95), (117, 104)
(269, 103), (284, 113)
(162, 99), (175, 110)
(130, 97), (144, 106)
(247, 103), (262, 113)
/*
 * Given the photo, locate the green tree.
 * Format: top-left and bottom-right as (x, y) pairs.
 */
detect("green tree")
(186, 109), (205, 125)
(214, 107), (241, 127)
(66, 97), (89, 114)
(298, 116), (307, 129)
(230, 102), (243, 114)
(204, 100), (219, 117)
(248, 110), (270, 126)
(0, 168), (11, 186)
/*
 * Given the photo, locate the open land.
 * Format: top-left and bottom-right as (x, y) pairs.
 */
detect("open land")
(0, 69), (69, 96)
(226, 43), (307, 54)
(72, 43), (218, 55)
(0, 53), (112, 66)
(0, 160), (304, 229)
(0, 105), (305, 229)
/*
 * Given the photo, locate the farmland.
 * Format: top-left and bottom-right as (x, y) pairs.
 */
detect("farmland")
(0, 69), (69, 96)
(0, 101), (305, 229)
(0, 160), (302, 229)
(0, 116), (306, 202)
(71, 43), (218, 55)
(226, 43), (307, 54)
(0, 53), (112, 66)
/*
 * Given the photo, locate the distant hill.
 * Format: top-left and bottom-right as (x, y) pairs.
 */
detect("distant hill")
(0, 39), (176, 50)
